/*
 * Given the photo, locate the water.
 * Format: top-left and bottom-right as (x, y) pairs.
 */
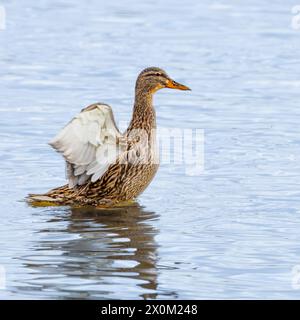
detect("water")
(0, 0), (300, 299)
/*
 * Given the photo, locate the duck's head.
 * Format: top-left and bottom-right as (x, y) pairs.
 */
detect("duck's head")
(136, 67), (191, 94)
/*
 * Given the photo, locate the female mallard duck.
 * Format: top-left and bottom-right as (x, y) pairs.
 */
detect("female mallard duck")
(28, 67), (190, 207)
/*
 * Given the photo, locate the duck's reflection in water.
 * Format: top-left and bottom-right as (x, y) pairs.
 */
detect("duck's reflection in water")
(21, 204), (159, 299)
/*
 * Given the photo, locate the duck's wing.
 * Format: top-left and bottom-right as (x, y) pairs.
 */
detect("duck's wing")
(49, 103), (123, 188)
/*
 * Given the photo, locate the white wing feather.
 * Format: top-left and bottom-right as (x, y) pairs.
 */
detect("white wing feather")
(49, 103), (123, 188)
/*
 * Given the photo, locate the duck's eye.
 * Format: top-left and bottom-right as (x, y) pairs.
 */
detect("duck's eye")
(144, 72), (162, 78)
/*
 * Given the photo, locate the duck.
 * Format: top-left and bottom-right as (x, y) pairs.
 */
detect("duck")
(28, 67), (190, 207)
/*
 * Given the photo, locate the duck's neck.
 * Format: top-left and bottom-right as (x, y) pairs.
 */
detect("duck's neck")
(127, 89), (156, 133)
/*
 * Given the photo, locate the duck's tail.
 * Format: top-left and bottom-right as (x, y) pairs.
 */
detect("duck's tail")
(27, 185), (74, 206)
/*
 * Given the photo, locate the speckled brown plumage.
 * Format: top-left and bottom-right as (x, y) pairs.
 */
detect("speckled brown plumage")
(28, 67), (190, 207)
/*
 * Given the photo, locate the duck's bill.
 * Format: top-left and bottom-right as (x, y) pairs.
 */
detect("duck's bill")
(166, 79), (191, 91)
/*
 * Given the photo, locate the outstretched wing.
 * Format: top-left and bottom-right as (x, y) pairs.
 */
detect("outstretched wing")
(49, 103), (123, 188)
